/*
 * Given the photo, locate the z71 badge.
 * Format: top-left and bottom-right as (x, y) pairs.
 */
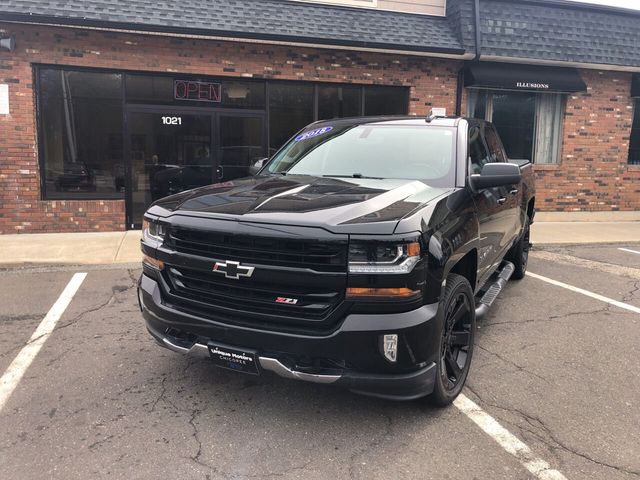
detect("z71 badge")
(275, 297), (298, 305)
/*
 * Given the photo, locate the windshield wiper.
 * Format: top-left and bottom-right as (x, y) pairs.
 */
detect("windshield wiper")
(322, 174), (383, 179)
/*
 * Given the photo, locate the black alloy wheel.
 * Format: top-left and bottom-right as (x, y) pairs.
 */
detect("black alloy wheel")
(428, 273), (476, 406)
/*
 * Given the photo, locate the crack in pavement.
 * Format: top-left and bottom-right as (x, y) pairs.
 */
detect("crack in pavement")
(148, 375), (167, 414)
(348, 410), (393, 479)
(622, 280), (640, 303)
(464, 386), (640, 478)
(475, 344), (551, 384)
(482, 306), (619, 327)
(88, 434), (115, 452)
(1, 272), (138, 361)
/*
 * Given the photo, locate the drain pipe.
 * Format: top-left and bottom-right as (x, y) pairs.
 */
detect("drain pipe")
(473, 0), (482, 60)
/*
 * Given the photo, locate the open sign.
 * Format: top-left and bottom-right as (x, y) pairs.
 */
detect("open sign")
(174, 80), (222, 102)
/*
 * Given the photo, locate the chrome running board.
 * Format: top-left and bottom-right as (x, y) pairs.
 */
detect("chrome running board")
(475, 261), (515, 319)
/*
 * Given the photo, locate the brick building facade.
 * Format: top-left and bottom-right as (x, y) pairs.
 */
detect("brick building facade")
(534, 69), (639, 212)
(0, 23), (461, 233)
(0, 0), (639, 233)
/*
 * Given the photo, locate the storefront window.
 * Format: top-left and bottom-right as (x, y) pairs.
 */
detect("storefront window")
(364, 86), (408, 116)
(37, 67), (408, 206)
(534, 93), (564, 165)
(318, 85), (362, 120)
(468, 90), (488, 120)
(268, 83), (315, 155)
(492, 92), (536, 162)
(38, 68), (124, 199)
(468, 90), (564, 164)
(629, 99), (640, 165)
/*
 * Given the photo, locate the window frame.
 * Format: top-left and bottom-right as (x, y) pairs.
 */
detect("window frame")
(629, 98), (640, 166)
(35, 65), (127, 201)
(467, 89), (565, 164)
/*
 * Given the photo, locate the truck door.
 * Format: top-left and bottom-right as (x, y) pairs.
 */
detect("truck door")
(468, 122), (513, 284)
(483, 123), (523, 244)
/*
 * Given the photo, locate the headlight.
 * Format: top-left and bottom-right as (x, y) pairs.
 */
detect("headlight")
(348, 241), (421, 274)
(142, 218), (167, 245)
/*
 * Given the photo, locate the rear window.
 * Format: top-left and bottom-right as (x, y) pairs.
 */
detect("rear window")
(267, 124), (456, 187)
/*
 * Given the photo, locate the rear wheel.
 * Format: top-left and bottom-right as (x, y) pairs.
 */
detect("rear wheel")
(428, 273), (476, 407)
(508, 216), (531, 280)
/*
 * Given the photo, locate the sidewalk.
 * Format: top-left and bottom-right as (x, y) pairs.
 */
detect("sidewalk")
(0, 222), (639, 266)
(0, 231), (142, 266)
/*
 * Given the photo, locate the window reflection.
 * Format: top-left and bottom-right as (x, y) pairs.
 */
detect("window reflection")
(318, 86), (361, 119)
(364, 86), (408, 116)
(268, 83), (314, 155)
(39, 69), (124, 198)
(469, 90), (563, 164)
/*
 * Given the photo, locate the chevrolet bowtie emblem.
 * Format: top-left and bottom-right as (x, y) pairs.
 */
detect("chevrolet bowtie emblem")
(212, 260), (255, 280)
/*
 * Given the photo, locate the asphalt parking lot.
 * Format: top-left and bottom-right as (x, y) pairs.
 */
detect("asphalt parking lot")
(1, 244), (639, 480)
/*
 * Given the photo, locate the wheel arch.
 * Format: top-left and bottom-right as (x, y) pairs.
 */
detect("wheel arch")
(527, 197), (535, 221)
(447, 249), (478, 293)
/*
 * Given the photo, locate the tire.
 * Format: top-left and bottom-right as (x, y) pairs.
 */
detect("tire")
(507, 216), (531, 280)
(427, 273), (476, 407)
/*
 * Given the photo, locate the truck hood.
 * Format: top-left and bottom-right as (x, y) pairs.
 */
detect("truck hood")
(149, 175), (451, 234)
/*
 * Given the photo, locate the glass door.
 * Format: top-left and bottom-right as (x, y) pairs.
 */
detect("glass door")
(125, 109), (214, 228)
(216, 113), (266, 182)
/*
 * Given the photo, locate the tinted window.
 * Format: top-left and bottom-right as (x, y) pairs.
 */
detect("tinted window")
(492, 92), (535, 161)
(364, 86), (408, 116)
(38, 68), (124, 199)
(267, 124), (455, 186)
(219, 116), (265, 180)
(469, 90), (488, 120)
(484, 124), (507, 162)
(468, 124), (491, 174)
(268, 83), (314, 154)
(318, 86), (362, 119)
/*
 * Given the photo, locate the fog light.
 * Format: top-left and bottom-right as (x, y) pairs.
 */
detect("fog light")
(382, 334), (398, 363)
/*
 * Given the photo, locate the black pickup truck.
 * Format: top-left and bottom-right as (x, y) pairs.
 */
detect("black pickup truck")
(138, 115), (535, 405)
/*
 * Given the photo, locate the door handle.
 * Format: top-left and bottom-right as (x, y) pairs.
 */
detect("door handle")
(510, 189), (519, 195)
(497, 197), (506, 205)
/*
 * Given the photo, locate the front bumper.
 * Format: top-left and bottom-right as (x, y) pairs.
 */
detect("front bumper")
(140, 273), (439, 401)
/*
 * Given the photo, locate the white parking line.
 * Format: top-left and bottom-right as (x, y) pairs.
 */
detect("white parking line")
(619, 247), (640, 256)
(0, 272), (87, 413)
(527, 272), (640, 314)
(454, 394), (567, 480)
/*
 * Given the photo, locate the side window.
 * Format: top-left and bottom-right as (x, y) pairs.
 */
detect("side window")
(468, 124), (491, 174)
(484, 124), (507, 162)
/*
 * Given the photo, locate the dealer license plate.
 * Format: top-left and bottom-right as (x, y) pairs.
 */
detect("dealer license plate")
(208, 343), (260, 375)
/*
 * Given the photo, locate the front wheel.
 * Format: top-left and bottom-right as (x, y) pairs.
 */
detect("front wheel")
(427, 273), (476, 407)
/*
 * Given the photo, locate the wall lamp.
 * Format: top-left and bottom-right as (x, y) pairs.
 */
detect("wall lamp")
(0, 36), (15, 52)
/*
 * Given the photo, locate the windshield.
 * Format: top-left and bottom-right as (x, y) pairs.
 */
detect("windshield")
(266, 124), (456, 186)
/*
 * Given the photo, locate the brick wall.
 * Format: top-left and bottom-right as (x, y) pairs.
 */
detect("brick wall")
(0, 22), (638, 234)
(0, 22), (461, 233)
(533, 69), (640, 212)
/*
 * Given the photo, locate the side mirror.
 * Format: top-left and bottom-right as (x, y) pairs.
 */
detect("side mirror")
(249, 158), (268, 176)
(468, 162), (521, 192)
